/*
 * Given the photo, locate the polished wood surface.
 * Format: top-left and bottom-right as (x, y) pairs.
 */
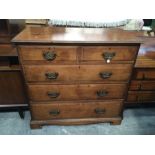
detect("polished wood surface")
(19, 46), (78, 62)
(19, 45), (138, 64)
(30, 117), (122, 128)
(12, 27), (143, 44)
(0, 19), (28, 114)
(13, 27), (140, 128)
(135, 39), (155, 68)
(0, 71), (27, 107)
(127, 91), (155, 102)
(133, 68), (155, 80)
(0, 44), (17, 56)
(31, 100), (123, 120)
(28, 83), (127, 101)
(82, 46), (138, 61)
(24, 64), (132, 82)
(127, 39), (155, 105)
(129, 80), (155, 91)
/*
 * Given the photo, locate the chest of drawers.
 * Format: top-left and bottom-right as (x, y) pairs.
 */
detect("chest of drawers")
(12, 27), (142, 129)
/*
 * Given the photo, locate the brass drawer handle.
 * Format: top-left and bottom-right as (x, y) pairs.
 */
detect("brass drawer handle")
(43, 51), (57, 61)
(102, 52), (115, 63)
(96, 90), (108, 97)
(49, 109), (60, 116)
(99, 72), (112, 79)
(45, 72), (59, 79)
(47, 92), (60, 98)
(94, 108), (106, 114)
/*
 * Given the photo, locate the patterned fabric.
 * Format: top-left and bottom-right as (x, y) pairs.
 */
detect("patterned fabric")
(48, 19), (130, 28)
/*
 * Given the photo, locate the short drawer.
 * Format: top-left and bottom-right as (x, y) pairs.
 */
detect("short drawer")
(19, 46), (78, 62)
(28, 83), (127, 101)
(24, 64), (132, 82)
(127, 91), (155, 102)
(30, 100), (123, 120)
(129, 80), (155, 91)
(133, 69), (155, 80)
(82, 46), (138, 62)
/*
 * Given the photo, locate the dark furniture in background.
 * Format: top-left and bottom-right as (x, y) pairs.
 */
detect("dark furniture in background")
(0, 19), (28, 118)
(126, 39), (155, 107)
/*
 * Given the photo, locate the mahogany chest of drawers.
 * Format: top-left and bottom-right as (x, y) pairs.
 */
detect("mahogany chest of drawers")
(12, 27), (143, 129)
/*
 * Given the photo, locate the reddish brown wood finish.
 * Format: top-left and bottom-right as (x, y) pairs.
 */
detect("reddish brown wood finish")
(19, 46), (78, 62)
(0, 71), (27, 107)
(30, 100), (123, 120)
(135, 39), (155, 68)
(133, 68), (155, 80)
(28, 83), (127, 101)
(127, 91), (155, 102)
(12, 27), (144, 44)
(12, 27), (141, 128)
(0, 44), (17, 56)
(30, 117), (122, 129)
(23, 64), (132, 82)
(0, 19), (28, 112)
(82, 46), (138, 61)
(129, 80), (155, 91)
(127, 39), (155, 105)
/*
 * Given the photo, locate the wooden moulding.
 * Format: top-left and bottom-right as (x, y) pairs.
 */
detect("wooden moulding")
(30, 117), (122, 129)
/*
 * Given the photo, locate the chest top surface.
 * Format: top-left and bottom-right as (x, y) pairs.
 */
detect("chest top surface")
(12, 27), (145, 44)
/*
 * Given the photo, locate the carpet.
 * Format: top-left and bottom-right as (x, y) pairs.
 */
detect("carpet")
(0, 108), (155, 135)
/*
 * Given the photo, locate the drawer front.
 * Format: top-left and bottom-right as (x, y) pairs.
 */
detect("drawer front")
(31, 100), (123, 120)
(24, 64), (132, 82)
(129, 81), (141, 90)
(82, 46), (138, 62)
(28, 83), (127, 101)
(127, 92), (137, 102)
(129, 80), (155, 91)
(133, 69), (155, 80)
(19, 46), (78, 62)
(127, 91), (155, 102)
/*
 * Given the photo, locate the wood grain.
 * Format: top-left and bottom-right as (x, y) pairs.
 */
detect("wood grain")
(28, 83), (127, 101)
(30, 100), (123, 120)
(127, 91), (155, 102)
(133, 68), (155, 80)
(19, 46), (78, 62)
(129, 80), (155, 91)
(24, 64), (132, 82)
(82, 46), (138, 61)
(0, 71), (27, 106)
(12, 27), (143, 44)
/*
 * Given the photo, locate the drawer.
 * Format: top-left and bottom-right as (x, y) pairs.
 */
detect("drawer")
(19, 46), (78, 62)
(28, 83), (127, 101)
(129, 80), (155, 91)
(30, 100), (123, 120)
(133, 69), (155, 80)
(82, 46), (138, 62)
(127, 91), (155, 102)
(24, 64), (132, 82)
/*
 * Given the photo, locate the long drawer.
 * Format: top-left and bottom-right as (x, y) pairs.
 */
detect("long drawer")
(24, 64), (132, 82)
(129, 80), (155, 91)
(133, 69), (155, 80)
(127, 91), (155, 102)
(82, 46), (138, 62)
(31, 100), (123, 120)
(28, 83), (127, 101)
